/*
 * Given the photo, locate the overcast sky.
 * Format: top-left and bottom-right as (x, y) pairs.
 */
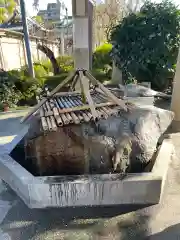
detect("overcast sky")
(26, 0), (179, 17)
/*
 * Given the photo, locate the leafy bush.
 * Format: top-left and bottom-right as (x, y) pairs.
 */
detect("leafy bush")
(56, 55), (74, 73)
(0, 69), (42, 107)
(20, 63), (48, 86)
(93, 43), (113, 69)
(44, 73), (69, 89)
(0, 70), (22, 107)
(16, 77), (41, 106)
(111, 1), (180, 90)
(91, 68), (110, 83)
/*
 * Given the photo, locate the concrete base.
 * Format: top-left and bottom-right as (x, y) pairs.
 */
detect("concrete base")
(125, 97), (154, 106)
(0, 134), (174, 208)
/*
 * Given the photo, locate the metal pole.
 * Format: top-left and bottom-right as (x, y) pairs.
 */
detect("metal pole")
(20, 0), (35, 77)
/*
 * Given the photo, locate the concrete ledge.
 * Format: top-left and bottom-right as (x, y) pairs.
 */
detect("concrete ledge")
(125, 97), (154, 106)
(0, 138), (174, 208)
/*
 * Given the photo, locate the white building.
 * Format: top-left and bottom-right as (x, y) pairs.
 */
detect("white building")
(37, 0), (67, 22)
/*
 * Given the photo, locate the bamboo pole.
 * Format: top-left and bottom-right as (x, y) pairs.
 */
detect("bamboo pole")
(76, 113), (84, 123)
(57, 102), (116, 114)
(40, 110), (49, 131)
(21, 70), (76, 123)
(61, 113), (70, 125)
(46, 117), (53, 131)
(85, 111), (93, 120)
(36, 96), (49, 131)
(97, 109), (106, 119)
(50, 116), (58, 131)
(80, 112), (91, 122)
(53, 108), (63, 126)
(54, 89), (95, 97)
(98, 108), (109, 119)
(69, 112), (80, 124)
(71, 73), (79, 91)
(65, 113), (74, 124)
(85, 71), (127, 111)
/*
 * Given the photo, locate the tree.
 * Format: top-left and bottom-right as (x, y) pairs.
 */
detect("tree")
(93, 0), (143, 46)
(37, 44), (60, 75)
(94, 1), (125, 44)
(110, 1), (180, 90)
(32, 15), (43, 24)
(0, 0), (16, 23)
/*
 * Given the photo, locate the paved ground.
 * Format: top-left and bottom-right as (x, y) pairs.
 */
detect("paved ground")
(0, 111), (180, 239)
(0, 111), (29, 153)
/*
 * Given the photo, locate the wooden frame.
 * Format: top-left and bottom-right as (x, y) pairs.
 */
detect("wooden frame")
(21, 69), (127, 125)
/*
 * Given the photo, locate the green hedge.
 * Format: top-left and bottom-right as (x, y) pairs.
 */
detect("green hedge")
(0, 53), (113, 108)
(44, 73), (69, 89)
(93, 43), (113, 69)
(110, 1), (180, 91)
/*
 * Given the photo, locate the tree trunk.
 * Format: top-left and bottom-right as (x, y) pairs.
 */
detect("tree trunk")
(37, 44), (60, 75)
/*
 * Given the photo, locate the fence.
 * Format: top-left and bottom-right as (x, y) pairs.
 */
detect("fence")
(0, 29), (60, 71)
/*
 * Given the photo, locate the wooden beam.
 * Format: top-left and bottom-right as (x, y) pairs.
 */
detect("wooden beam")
(21, 70), (76, 123)
(85, 71), (127, 111)
(79, 71), (99, 121)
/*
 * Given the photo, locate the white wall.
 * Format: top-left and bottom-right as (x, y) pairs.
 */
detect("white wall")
(0, 35), (60, 70)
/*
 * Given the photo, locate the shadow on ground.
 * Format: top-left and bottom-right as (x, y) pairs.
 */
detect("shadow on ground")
(146, 224), (180, 240)
(0, 192), (152, 240)
(0, 117), (23, 137)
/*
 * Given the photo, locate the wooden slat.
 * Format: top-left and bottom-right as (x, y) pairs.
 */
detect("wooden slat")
(71, 73), (79, 91)
(54, 89), (95, 97)
(85, 71), (127, 111)
(57, 102), (116, 114)
(21, 70), (76, 123)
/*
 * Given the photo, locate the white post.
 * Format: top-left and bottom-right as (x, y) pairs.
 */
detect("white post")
(72, 0), (93, 71)
(60, 30), (65, 55)
(111, 61), (123, 85)
(171, 47), (180, 131)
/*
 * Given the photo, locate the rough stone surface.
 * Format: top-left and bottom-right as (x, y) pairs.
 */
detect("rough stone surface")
(71, 105), (174, 173)
(119, 84), (170, 98)
(26, 105), (173, 175)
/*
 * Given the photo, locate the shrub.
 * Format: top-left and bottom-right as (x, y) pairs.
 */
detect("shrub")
(56, 55), (74, 73)
(111, 1), (180, 91)
(93, 43), (113, 69)
(91, 68), (110, 83)
(44, 73), (69, 89)
(0, 69), (42, 107)
(16, 77), (41, 105)
(0, 70), (22, 107)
